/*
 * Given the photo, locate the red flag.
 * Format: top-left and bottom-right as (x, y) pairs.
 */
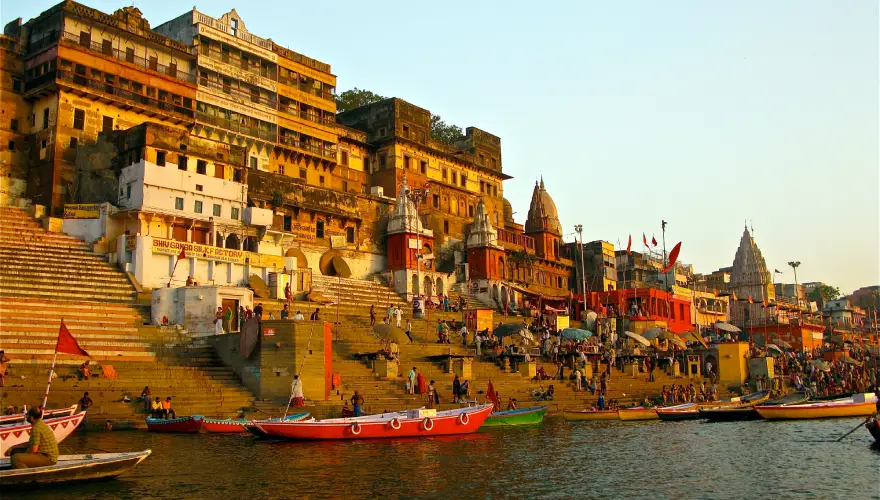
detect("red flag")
(774, 269), (782, 274)
(660, 242), (682, 273)
(486, 379), (501, 409)
(642, 233), (649, 247)
(763, 299), (769, 308)
(56, 321), (90, 357)
(626, 235), (632, 255)
(177, 248), (187, 261)
(651, 235), (658, 247)
(748, 296), (754, 304)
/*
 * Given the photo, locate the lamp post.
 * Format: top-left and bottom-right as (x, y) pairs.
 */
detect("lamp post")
(403, 177), (430, 319)
(575, 225), (587, 322)
(787, 260), (801, 309)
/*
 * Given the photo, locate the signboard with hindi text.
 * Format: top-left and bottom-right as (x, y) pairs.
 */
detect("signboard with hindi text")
(149, 237), (285, 269)
(63, 204), (100, 219)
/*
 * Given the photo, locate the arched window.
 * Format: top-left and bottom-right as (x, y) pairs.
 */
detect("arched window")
(225, 233), (240, 249)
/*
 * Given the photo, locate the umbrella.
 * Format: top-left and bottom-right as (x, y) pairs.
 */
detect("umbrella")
(642, 327), (664, 340)
(560, 328), (593, 341)
(826, 335), (845, 345)
(842, 356), (862, 365)
(766, 344), (784, 355)
(714, 322), (741, 333)
(682, 331), (708, 348)
(624, 331), (650, 347)
(667, 336), (687, 349)
(372, 324), (408, 343)
(494, 323), (529, 338)
(774, 339), (792, 350)
(658, 331), (676, 341)
(810, 359), (831, 372)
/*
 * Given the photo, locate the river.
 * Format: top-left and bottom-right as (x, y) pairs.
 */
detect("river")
(14, 417), (880, 499)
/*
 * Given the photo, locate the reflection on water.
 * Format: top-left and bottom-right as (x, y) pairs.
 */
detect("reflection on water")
(13, 418), (880, 499)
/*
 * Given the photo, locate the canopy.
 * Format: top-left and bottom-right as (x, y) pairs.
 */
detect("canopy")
(307, 290), (334, 305)
(826, 335), (846, 345)
(810, 359), (831, 372)
(494, 323), (529, 338)
(714, 322), (741, 333)
(774, 339), (793, 350)
(373, 324), (409, 343)
(560, 328), (593, 341)
(841, 356), (862, 365)
(641, 327), (664, 340)
(624, 331), (650, 347)
(667, 336), (686, 349)
(658, 331), (676, 341)
(766, 344), (784, 355)
(682, 331), (708, 348)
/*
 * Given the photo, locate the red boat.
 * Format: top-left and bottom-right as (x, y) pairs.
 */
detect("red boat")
(201, 413), (311, 434)
(253, 404), (494, 440)
(0, 405), (79, 426)
(145, 415), (203, 433)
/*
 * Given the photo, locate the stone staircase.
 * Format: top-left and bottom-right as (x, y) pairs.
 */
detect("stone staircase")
(309, 274), (409, 309)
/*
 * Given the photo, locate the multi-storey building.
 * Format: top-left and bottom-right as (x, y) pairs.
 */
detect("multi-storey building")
(568, 240), (616, 293)
(0, 32), (28, 203)
(4, 2), (198, 213)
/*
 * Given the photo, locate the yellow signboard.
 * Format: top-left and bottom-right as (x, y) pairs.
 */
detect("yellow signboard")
(63, 204), (100, 219)
(150, 237), (285, 269)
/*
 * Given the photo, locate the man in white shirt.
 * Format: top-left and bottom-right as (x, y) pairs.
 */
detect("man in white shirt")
(394, 306), (402, 327)
(574, 369), (582, 392)
(293, 310), (305, 321)
(459, 325), (468, 346)
(289, 374), (304, 407)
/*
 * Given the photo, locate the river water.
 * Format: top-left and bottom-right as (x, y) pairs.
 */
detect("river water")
(15, 417), (880, 500)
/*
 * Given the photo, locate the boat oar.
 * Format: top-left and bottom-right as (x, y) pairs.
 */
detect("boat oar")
(836, 418), (869, 442)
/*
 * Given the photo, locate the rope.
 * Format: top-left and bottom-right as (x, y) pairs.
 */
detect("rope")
(283, 319), (318, 418)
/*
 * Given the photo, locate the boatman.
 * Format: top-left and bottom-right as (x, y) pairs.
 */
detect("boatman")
(290, 375), (305, 407)
(10, 408), (58, 469)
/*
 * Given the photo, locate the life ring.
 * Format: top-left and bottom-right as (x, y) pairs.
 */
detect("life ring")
(458, 412), (470, 425)
(389, 418), (401, 430)
(422, 417), (434, 431)
(350, 422), (362, 435)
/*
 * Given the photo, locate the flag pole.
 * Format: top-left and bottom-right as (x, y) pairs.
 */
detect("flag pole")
(42, 320), (64, 409)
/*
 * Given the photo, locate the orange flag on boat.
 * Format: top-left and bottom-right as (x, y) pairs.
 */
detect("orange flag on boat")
(56, 320), (90, 357)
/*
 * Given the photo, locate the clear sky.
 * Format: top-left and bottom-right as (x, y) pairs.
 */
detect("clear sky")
(3, 0), (877, 294)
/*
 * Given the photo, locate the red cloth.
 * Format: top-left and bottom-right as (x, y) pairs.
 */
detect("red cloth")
(416, 373), (426, 394)
(290, 397), (304, 408)
(487, 379), (501, 410)
(660, 242), (682, 273)
(56, 321), (89, 357)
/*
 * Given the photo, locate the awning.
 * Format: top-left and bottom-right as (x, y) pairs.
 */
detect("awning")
(331, 255), (352, 278)
(714, 321), (741, 333)
(624, 331), (650, 347)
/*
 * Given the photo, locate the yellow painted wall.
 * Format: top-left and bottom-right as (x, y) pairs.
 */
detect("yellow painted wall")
(717, 342), (749, 387)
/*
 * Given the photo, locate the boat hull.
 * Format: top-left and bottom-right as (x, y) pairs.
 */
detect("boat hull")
(202, 413), (310, 434)
(756, 401), (876, 420)
(562, 409), (619, 421)
(700, 407), (760, 422)
(0, 413), (86, 457)
(618, 408), (659, 421)
(482, 406), (547, 427)
(656, 410), (701, 421)
(146, 416), (203, 433)
(0, 405), (78, 426)
(0, 450), (150, 487)
(255, 405), (493, 440)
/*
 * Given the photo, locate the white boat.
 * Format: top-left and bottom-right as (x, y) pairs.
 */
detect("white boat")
(0, 450), (151, 487)
(0, 405), (79, 426)
(0, 413), (85, 457)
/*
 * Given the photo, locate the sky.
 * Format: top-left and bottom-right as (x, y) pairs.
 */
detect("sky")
(3, 0), (877, 294)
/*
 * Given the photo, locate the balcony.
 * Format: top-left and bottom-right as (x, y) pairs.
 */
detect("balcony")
(200, 48), (277, 82)
(199, 77), (277, 109)
(57, 70), (193, 122)
(196, 112), (276, 142)
(277, 75), (335, 101)
(61, 32), (196, 84)
(498, 228), (535, 252)
(279, 134), (336, 161)
(278, 104), (335, 126)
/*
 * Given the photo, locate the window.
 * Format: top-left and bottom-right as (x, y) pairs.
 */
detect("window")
(299, 167), (306, 179)
(42, 108), (49, 129)
(156, 151), (166, 166)
(364, 157), (370, 172)
(213, 204), (222, 217)
(73, 109), (85, 130)
(178, 155), (188, 171)
(319, 175), (325, 186)
(432, 194), (439, 208)
(233, 168), (243, 183)
(175, 197), (184, 210)
(250, 156), (258, 169)
(404, 156), (411, 170)
(468, 205), (474, 217)
(7, 141), (14, 151)
(340, 150), (349, 166)
(402, 124), (409, 136)
(480, 181), (485, 193)
(378, 153), (386, 169)
(194, 200), (203, 213)
(346, 226), (355, 244)
(342, 181), (348, 193)
(442, 168), (447, 180)
(196, 160), (207, 175)
(126, 184), (132, 198)
(461, 174), (467, 187)
(195, 184), (204, 192)
(102, 116), (113, 133)
(420, 160), (427, 175)
(10, 119), (18, 132)
(451, 171), (457, 184)
(231, 207), (240, 220)
(125, 47), (134, 63)
(443, 220), (449, 233)
(70, 138), (77, 149)
(316, 220), (325, 239)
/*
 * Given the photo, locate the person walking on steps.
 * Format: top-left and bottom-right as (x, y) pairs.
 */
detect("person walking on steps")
(405, 319), (413, 343)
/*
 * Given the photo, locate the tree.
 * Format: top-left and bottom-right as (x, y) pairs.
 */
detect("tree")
(335, 88), (385, 113)
(430, 115), (465, 145)
(808, 284), (840, 303)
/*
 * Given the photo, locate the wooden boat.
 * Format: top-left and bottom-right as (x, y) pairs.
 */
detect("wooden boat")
(0, 450), (150, 487)
(618, 407), (659, 421)
(253, 404), (493, 440)
(0, 413), (86, 457)
(562, 409), (619, 421)
(656, 403), (701, 421)
(867, 417), (879, 442)
(145, 415), (203, 433)
(202, 413), (310, 434)
(244, 409), (407, 437)
(701, 392), (809, 422)
(481, 406), (547, 427)
(755, 398), (877, 420)
(0, 405), (78, 426)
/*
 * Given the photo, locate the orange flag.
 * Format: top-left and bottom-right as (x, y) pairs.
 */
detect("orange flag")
(732, 292), (738, 302)
(177, 248), (187, 261)
(747, 296), (754, 304)
(56, 321), (90, 357)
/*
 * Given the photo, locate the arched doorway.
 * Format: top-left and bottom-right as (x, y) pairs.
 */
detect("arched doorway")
(215, 232), (224, 247)
(500, 285), (508, 308)
(243, 236), (258, 253)
(411, 274), (419, 296)
(285, 247), (308, 269)
(498, 256), (505, 279)
(318, 250), (352, 277)
(491, 283), (498, 300)
(225, 233), (240, 249)
(423, 276), (433, 298)
(435, 277), (444, 296)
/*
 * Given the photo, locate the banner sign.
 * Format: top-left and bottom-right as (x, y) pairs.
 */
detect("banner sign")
(150, 237), (285, 268)
(63, 204), (100, 219)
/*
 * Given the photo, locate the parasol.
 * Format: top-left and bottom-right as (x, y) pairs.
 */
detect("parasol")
(658, 331), (676, 341)
(560, 328), (593, 341)
(372, 324), (409, 343)
(494, 323), (529, 338)
(810, 359), (831, 372)
(667, 336), (686, 349)
(642, 327), (664, 340)
(682, 331), (708, 348)
(774, 339), (792, 350)
(624, 331), (650, 347)
(841, 356), (862, 365)
(714, 322), (741, 333)
(766, 344), (784, 355)
(825, 335), (845, 345)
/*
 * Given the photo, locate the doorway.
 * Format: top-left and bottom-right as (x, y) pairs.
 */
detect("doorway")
(222, 298), (239, 332)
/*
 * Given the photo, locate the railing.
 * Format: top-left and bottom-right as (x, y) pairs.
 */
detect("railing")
(277, 74), (335, 101)
(61, 32), (196, 84)
(195, 112), (276, 142)
(278, 135), (336, 160)
(278, 104), (336, 126)
(27, 32), (59, 54)
(199, 48), (277, 81)
(58, 70), (193, 119)
(200, 78), (277, 109)
(24, 71), (58, 92)
(498, 228), (536, 250)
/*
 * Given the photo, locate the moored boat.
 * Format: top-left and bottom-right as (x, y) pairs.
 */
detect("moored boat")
(701, 392), (809, 422)
(618, 407), (659, 421)
(0, 405), (79, 426)
(145, 415), (203, 433)
(253, 404), (493, 440)
(0, 450), (150, 487)
(0, 413), (86, 457)
(481, 406), (548, 427)
(562, 409), (619, 421)
(656, 403), (701, 421)
(755, 397), (877, 420)
(202, 413), (311, 434)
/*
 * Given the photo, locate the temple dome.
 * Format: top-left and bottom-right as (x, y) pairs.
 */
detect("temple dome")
(525, 178), (562, 235)
(502, 198), (515, 224)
